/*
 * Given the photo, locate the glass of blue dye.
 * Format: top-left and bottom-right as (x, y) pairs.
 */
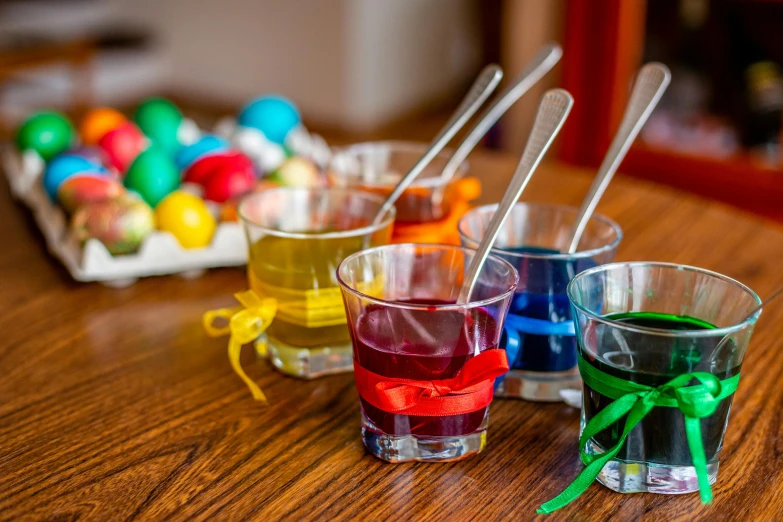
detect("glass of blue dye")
(458, 202), (622, 401)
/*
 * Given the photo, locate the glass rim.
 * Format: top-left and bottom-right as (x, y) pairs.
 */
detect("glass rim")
(330, 140), (468, 189)
(458, 202), (623, 260)
(567, 261), (762, 338)
(336, 243), (520, 311)
(237, 187), (396, 240)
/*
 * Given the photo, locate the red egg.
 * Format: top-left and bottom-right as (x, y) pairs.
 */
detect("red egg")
(98, 121), (147, 173)
(183, 150), (254, 185)
(202, 162), (256, 203)
(58, 172), (125, 213)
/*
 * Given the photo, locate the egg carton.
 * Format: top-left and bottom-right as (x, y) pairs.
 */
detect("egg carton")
(214, 118), (332, 173)
(3, 146), (247, 287)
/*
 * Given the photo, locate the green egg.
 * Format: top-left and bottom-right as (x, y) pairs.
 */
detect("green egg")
(16, 111), (74, 161)
(134, 97), (183, 157)
(124, 145), (181, 207)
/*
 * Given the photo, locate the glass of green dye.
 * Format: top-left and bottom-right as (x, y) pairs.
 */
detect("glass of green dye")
(567, 262), (760, 497)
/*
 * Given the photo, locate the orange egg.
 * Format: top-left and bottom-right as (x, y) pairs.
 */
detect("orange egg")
(80, 108), (127, 146)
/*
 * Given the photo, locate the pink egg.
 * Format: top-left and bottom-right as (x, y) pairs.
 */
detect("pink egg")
(183, 150), (254, 186)
(202, 162), (256, 203)
(57, 172), (125, 213)
(98, 121), (147, 173)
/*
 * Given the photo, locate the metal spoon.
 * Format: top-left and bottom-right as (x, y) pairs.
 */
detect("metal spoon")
(430, 43), (563, 210)
(457, 89), (574, 304)
(566, 63), (671, 253)
(369, 64), (503, 227)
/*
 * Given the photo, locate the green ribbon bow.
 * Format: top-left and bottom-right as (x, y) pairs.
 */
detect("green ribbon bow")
(538, 354), (740, 515)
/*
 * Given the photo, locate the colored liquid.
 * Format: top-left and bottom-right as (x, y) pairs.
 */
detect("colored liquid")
(581, 312), (740, 465)
(393, 190), (449, 224)
(358, 184), (451, 224)
(351, 299), (500, 436)
(248, 233), (365, 348)
(501, 246), (594, 372)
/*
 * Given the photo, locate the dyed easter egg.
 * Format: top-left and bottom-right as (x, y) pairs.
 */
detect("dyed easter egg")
(183, 151), (254, 185)
(43, 154), (108, 201)
(155, 191), (216, 249)
(80, 108), (126, 145)
(16, 111), (74, 161)
(268, 157), (319, 187)
(202, 162), (256, 203)
(71, 194), (155, 255)
(57, 172), (125, 213)
(174, 134), (229, 171)
(98, 121), (147, 172)
(134, 97), (183, 157)
(237, 96), (300, 145)
(124, 146), (180, 207)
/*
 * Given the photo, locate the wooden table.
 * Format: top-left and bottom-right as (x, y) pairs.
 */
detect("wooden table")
(3, 154), (783, 521)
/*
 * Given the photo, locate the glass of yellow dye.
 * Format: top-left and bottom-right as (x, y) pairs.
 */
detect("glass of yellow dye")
(238, 187), (395, 379)
(328, 141), (480, 244)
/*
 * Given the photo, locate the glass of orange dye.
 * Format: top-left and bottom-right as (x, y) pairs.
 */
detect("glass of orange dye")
(328, 141), (481, 245)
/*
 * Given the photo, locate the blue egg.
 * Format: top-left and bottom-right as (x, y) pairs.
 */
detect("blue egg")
(237, 95), (301, 145)
(175, 134), (230, 171)
(43, 154), (108, 201)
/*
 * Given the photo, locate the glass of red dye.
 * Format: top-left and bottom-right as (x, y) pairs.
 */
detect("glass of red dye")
(337, 244), (519, 462)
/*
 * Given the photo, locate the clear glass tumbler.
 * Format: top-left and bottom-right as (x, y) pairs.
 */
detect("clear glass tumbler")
(337, 244), (518, 463)
(329, 141), (480, 244)
(458, 203), (622, 401)
(238, 187), (394, 378)
(568, 262), (760, 496)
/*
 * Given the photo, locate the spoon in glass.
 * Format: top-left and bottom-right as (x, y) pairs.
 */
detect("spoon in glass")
(430, 43), (563, 212)
(457, 89), (574, 304)
(566, 63), (671, 254)
(369, 64), (503, 228)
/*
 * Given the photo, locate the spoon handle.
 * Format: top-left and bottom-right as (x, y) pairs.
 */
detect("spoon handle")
(371, 64), (503, 226)
(435, 43), (562, 192)
(457, 89), (574, 304)
(566, 63), (671, 253)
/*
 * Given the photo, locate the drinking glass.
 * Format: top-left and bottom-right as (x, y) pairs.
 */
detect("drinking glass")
(329, 141), (480, 243)
(238, 187), (394, 379)
(459, 202), (621, 401)
(337, 244), (518, 462)
(568, 262), (760, 496)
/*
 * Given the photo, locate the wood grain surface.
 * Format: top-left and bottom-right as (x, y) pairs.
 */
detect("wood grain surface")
(2, 154), (783, 521)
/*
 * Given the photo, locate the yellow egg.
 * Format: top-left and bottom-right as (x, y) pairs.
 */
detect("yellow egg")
(155, 191), (217, 249)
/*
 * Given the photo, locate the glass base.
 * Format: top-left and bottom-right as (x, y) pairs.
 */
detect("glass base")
(494, 367), (581, 401)
(361, 414), (487, 463)
(586, 440), (719, 494)
(255, 336), (353, 379)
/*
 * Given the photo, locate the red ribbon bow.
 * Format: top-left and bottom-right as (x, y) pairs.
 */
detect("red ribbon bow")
(354, 349), (509, 417)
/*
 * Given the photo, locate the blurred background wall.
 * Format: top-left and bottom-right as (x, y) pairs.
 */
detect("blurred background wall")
(2, 0), (782, 221)
(0, 0), (511, 130)
(0, 0), (563, 137)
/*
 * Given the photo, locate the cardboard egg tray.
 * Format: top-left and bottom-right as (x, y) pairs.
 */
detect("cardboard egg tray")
(3, 146), (247, 287)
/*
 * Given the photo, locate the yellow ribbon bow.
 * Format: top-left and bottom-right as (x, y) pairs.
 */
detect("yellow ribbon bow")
(203, 290), (277, 403)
